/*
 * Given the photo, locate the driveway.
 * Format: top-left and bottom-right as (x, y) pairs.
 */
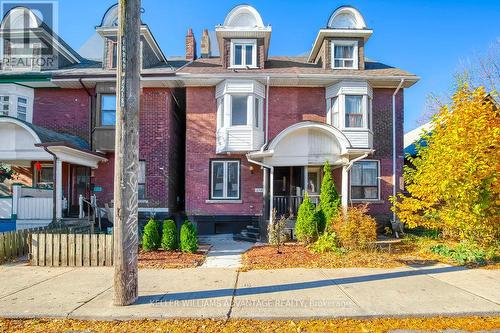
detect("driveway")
(0, 263), (498, 320)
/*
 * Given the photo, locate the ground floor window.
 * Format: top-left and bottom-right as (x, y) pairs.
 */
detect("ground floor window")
(35, 165), (54, 189)
(350, 160), (379, 200)
(138, 160), (146, 200)
(210, 160), (240, 199)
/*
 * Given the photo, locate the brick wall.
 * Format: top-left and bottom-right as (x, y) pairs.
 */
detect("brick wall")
(33, 88), (91, 140)
(92, 88), (183, 211)
(185, 87), (263, 216)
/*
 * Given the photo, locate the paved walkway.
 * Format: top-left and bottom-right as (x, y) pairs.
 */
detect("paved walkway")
(0, 263), (498, 320)
(199, 234), (254, 268)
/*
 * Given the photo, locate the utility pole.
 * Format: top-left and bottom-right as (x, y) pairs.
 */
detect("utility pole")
(113, 0), (141, 306)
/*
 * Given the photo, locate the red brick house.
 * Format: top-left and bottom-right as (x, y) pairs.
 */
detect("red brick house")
(0, 4), (418, 238)
(179, 5), (418, 237)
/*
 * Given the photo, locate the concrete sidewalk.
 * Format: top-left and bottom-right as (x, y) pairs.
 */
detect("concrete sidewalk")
(0, 263), (498, 320)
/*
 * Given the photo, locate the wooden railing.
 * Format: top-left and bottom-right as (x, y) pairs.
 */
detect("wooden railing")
(273, 195), (320, 218)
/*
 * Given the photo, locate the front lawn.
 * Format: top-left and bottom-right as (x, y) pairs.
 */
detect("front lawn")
(241, 236), (500, 271)
(1, 316), (499, 332)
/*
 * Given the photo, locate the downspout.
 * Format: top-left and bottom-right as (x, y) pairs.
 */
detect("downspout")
(263, 76), (270, 150)
(345, 152), (369, 172)
(392, 79), (405, 222)
(42, 146), (58, 224)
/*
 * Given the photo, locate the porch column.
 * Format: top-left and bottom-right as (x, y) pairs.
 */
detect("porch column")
(55, 158), (63, 220)
(341, 165), (349, 209)
(269, 167), (274, 223)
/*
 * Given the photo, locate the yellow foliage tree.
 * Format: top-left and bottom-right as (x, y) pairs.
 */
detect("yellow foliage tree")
(393, 84), (500, 246)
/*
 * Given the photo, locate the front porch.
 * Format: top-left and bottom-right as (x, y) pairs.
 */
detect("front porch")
(0, 116), (107, 229)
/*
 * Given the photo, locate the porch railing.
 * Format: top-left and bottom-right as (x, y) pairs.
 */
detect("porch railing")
(273, 195), (320, 218)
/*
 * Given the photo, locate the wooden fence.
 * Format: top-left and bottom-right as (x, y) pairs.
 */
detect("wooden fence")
(0, 227), (46, 263)
(31, 233), (113, 267)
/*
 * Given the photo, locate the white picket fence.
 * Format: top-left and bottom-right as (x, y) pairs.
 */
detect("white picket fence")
(0, 197), (11, 219)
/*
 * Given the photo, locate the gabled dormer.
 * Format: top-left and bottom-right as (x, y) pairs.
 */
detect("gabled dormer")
(215, 5), (271, 69)
(0, 6), (82, 71)
(96, 4), (167, 70)
(308, 6), (372, 70)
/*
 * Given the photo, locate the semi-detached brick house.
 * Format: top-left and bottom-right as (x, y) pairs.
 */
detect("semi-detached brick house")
(0, 3), (418, 238)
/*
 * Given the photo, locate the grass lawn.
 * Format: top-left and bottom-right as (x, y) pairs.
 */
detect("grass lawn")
(241, 236), (500, 271)
(1, 316), (499, 332)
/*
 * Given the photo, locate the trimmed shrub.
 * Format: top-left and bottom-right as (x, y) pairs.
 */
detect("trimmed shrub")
(319, 161), (341, 223)
(180, 220), (198, 253)
(142, 218), (161, 251)
(295, 193), (322, 244)
(332, 205), (377, 250)
(161, 219), (178, 251)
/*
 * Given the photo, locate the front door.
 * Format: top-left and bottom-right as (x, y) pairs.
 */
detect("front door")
(69, 166), (89, 216)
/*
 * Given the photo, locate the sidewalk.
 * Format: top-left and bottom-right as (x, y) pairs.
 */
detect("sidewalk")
(199, 234), (254, 268)
(0, 263), (498, 320)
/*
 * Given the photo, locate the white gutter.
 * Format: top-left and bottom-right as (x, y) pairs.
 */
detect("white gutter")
(345, 153), (369, 171)
(392, 79), (405, 222)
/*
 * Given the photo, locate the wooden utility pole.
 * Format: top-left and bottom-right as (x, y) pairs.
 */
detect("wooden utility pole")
(113, 0), (141, 306)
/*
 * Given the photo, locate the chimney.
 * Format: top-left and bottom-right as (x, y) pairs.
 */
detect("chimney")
(200, 29), (211, 58)
(185, 28), (196, 61)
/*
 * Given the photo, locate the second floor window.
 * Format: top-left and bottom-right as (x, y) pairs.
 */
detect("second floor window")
(111, 42), (118, 69)
(17, 97), (27, 121)
(0, 96), (9, 116)
(345, 95), (363, 128)
(231, 95), (248, 125)
(101, 94), (116, 126)
(231, 40), (256, 68)
(332, 40), (358, 69)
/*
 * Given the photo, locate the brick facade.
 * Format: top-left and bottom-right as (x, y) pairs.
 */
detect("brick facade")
(91, 88), (184, 212)
(33, 88), (91, 140)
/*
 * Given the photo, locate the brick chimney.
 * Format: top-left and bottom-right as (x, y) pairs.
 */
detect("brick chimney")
(200, 29), (211, 58)
(185, 28), (196, 61)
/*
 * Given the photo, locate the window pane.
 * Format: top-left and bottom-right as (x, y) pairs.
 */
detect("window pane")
(254, 98), (259, 128)
(138, 161), (146, 183)
(101, 95), (117, 126)
(351, 163), (363, 185)
(17, 97), (27, 105)
(364, 187), (378, 199)
(40, 167), (53, 183)
(2, 96), (9, 102)
(212, 162), (224, 198)
(227, 162), (239, 198)
(112, 43), (118, 69)
(351, 187), (363, 200)
(234, 45), (242, 65)
(218, 98), (224, 128)
(245, 45), (253, 65)
(138, 184), (146, 200)
(231, 95), (247, 126)
(345, 95), (363, 127)
(351, 162), (379, 200)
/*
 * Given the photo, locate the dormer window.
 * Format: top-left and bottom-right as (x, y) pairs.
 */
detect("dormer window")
(332, 40), (358, 69)
(230, 39), (257, 68)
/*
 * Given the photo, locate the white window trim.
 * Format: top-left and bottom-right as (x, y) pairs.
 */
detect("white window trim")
(17, 96), (28, 121)
(218, 94), (262, 130)
(230, 39), (257, 69)
(344, 94), (367, 129)
(210, 160), (241, 200)
(331, 40), (358, 70)
(349, 159), (380, 202)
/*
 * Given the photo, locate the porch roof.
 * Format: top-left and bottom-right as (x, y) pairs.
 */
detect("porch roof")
(0, 116), (106, 168)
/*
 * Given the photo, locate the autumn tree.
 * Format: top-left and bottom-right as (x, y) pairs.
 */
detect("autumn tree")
(393, 84), (499, 246)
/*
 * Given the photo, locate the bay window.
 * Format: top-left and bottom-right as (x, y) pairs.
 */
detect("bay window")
(17, 97), (28, 121)
(231, 39), (257, 68)
(217, 94), (263, 129)
(351, 161), (379, 200)
(231, 95), (248, 126)
(211, 160), (240, 199)
(331, 40), (358, 69)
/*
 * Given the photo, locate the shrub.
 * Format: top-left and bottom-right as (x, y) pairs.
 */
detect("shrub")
(309, 231), (340, 254)
(161, 219), (178, 251)
(142, 218), (161, 251)
(268, 210), (290, 253)
(295, 192), (322, 244)
(431, 241), (488, 265)
(180, 220), (198, 253)
(332, 205), (377, 250)
(319, 161), (341, 223)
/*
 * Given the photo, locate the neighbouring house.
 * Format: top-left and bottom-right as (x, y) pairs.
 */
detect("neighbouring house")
(0, 3), (419, 239)
(180, 5), (418, 237)
(0, 4), (185, 230)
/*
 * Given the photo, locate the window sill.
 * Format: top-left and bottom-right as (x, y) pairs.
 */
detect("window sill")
(205, 199), (242, 204)
(229, 66), (259, 70)
(138, 200), (149, 204)
(332, 66), (358, 70)
(351, 199), (384, 204)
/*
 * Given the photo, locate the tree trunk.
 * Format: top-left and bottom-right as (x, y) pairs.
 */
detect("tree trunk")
(113, 0), (141, 306)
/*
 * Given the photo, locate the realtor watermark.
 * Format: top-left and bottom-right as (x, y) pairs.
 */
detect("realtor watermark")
(152, 298), (354, 309)
(0, 0), (59, 70)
